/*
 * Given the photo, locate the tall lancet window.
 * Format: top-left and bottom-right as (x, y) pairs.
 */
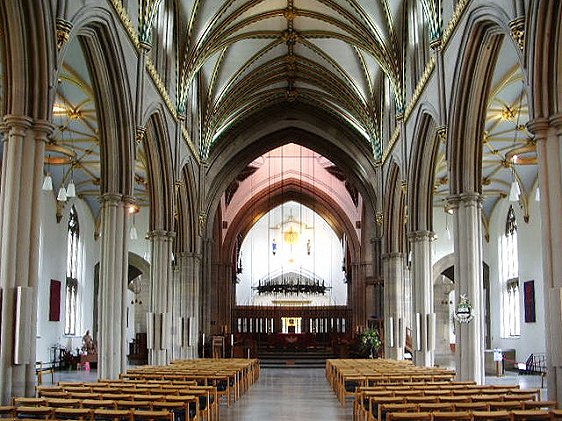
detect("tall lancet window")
(65, 206), (80, 335)
(502, 205), (520, 337)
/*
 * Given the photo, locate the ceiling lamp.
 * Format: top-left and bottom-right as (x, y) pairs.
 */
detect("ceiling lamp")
(66, 179), (76, 198)
(42, 173), (53, 191)
(509, 179), (520, 202)
(535, 186), (540, 202)
(57, 185), (68, 202)
(130, 215), (138, 240)
(283, 225), (299, 245)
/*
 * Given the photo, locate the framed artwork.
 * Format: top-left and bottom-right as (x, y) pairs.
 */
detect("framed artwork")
(524, 280), (536, 323)
(49, 279), (61, 321)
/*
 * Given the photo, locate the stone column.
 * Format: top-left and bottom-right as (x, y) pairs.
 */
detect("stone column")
(409, 231), (435, 367)
(352, 262), (367, 329)
(382, 253), (406, 360)
(173, 252), (202, 359)
(528, 116), (562, 403)
(147, 230), (174, 365)
(448, 193), (485, 383)
(98, 193), (131, 379)
(0, 117), (51, 403)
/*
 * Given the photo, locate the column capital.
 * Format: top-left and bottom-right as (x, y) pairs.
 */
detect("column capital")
(408, 230), (434, 242)
(1, 115), (33, 136)
(527, 117), (551, 136)
(100, 192), (123, 205)
(146, 229), (168, 240)
(382, 252), (405, 261)
(549, 114), (562, 131)
(33, 119), (55, 140)
(446, 192), (482, 208)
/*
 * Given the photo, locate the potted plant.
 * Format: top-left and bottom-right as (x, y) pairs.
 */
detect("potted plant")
(359, 328), (382, 358)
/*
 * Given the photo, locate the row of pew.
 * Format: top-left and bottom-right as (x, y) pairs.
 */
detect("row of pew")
(326, 359), (560, 420)
(0, 358), (259, 421)
(326, 359), (456, 405)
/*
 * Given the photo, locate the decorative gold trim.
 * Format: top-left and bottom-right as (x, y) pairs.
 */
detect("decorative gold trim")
(375, 212), (384, 226)
(404, 57), (435, 121)
(135, 126), (146, 145)
(108, 0), (140, 49)
(441, 0), (472, 46)
(509, 17), (525, 51)
(437, 126), (447, 143)
(56, 18), (73, 50)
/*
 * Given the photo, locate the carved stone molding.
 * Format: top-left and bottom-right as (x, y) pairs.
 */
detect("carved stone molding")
(509, 17), (525, 51)
(408, 230), (434, 242)
(56, 18), (73, 50)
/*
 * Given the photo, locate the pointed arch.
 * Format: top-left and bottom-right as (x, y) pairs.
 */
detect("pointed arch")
(142, 107), (175, 231)
(447, 5), (517, 195)
(383, 161), (406, 254)
(407, 106), (439, 232)
(68, 7), (135, 195)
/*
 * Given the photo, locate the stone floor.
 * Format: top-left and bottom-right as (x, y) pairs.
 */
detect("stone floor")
(45, 366), (548, 420)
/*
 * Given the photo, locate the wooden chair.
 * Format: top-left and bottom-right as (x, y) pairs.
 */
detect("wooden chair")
(454, 402), (489, 412)
(431, 411), (472, 420)
(13, 397), (47, 407)
(438, 396), (471, 404)
(510, 409), (552, 420)
(387, 412), (432, 421)
(522, 401), (558, 410)
(115, 400), (152, 411)
(92, 408), (133, 421)
(54, 407), (93, 420)
(406, 396), (439, 404)
(473, 395), (503, 403)
(81, 399), (117, 410)
(163, 395), (200, 420)
(0, 406), (14, 418)
(551, 409), (562, 419)
(489, 401), (524, 411)
(131, 409), (173, 421)
(417, 403), (454, 413)
(471, 410), (511, 420)
(378, 403), (417, 421)
(504, 394), (536, 402)
(151, 401), (191, 421)
(45, 398), (81, 408)
(14, 405), (54, 419)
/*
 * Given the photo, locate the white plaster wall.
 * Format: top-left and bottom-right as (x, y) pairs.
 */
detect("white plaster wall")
(36, 193), (99, 364)
(432, 207), (455, 265)
(486, 187), (546, 364)
(236, 202), (347, 305)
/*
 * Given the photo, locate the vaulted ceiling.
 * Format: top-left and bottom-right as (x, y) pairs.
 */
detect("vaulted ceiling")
(179, 0), (411, 159)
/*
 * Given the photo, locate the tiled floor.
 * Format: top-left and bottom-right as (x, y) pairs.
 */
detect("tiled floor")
(220, 368), (352, 421)
(42, 365), (548, 420)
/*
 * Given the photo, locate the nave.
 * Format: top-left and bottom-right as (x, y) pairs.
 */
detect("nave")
(33, 364), (547, 421)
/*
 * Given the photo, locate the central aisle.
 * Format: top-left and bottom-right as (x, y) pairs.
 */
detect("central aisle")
(220, 368), (352, 420)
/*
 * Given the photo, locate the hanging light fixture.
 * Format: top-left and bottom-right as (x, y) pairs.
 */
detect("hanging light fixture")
(509, 172), (520, 202)
(42, 173), (53, 191)
(130, 215), (138, 240)
(57, 185), (68, 202)
(535, 186), (540, 202)
(66, 163), (76, 198)
(42, 154), (53, 191)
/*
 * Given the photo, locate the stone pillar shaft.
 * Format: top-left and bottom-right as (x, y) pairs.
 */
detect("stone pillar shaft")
(147, 230), (174, 365)
(383, 253), (405, 360)
(409, 231), (435, 367)
(98, 194), (130, 379)
(528, 116), (562, 403)
(449, 193), (485, 383)
(352, 262), (367, 329)
(173, 252), (201, 359)
(0, 117), (50, 404)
